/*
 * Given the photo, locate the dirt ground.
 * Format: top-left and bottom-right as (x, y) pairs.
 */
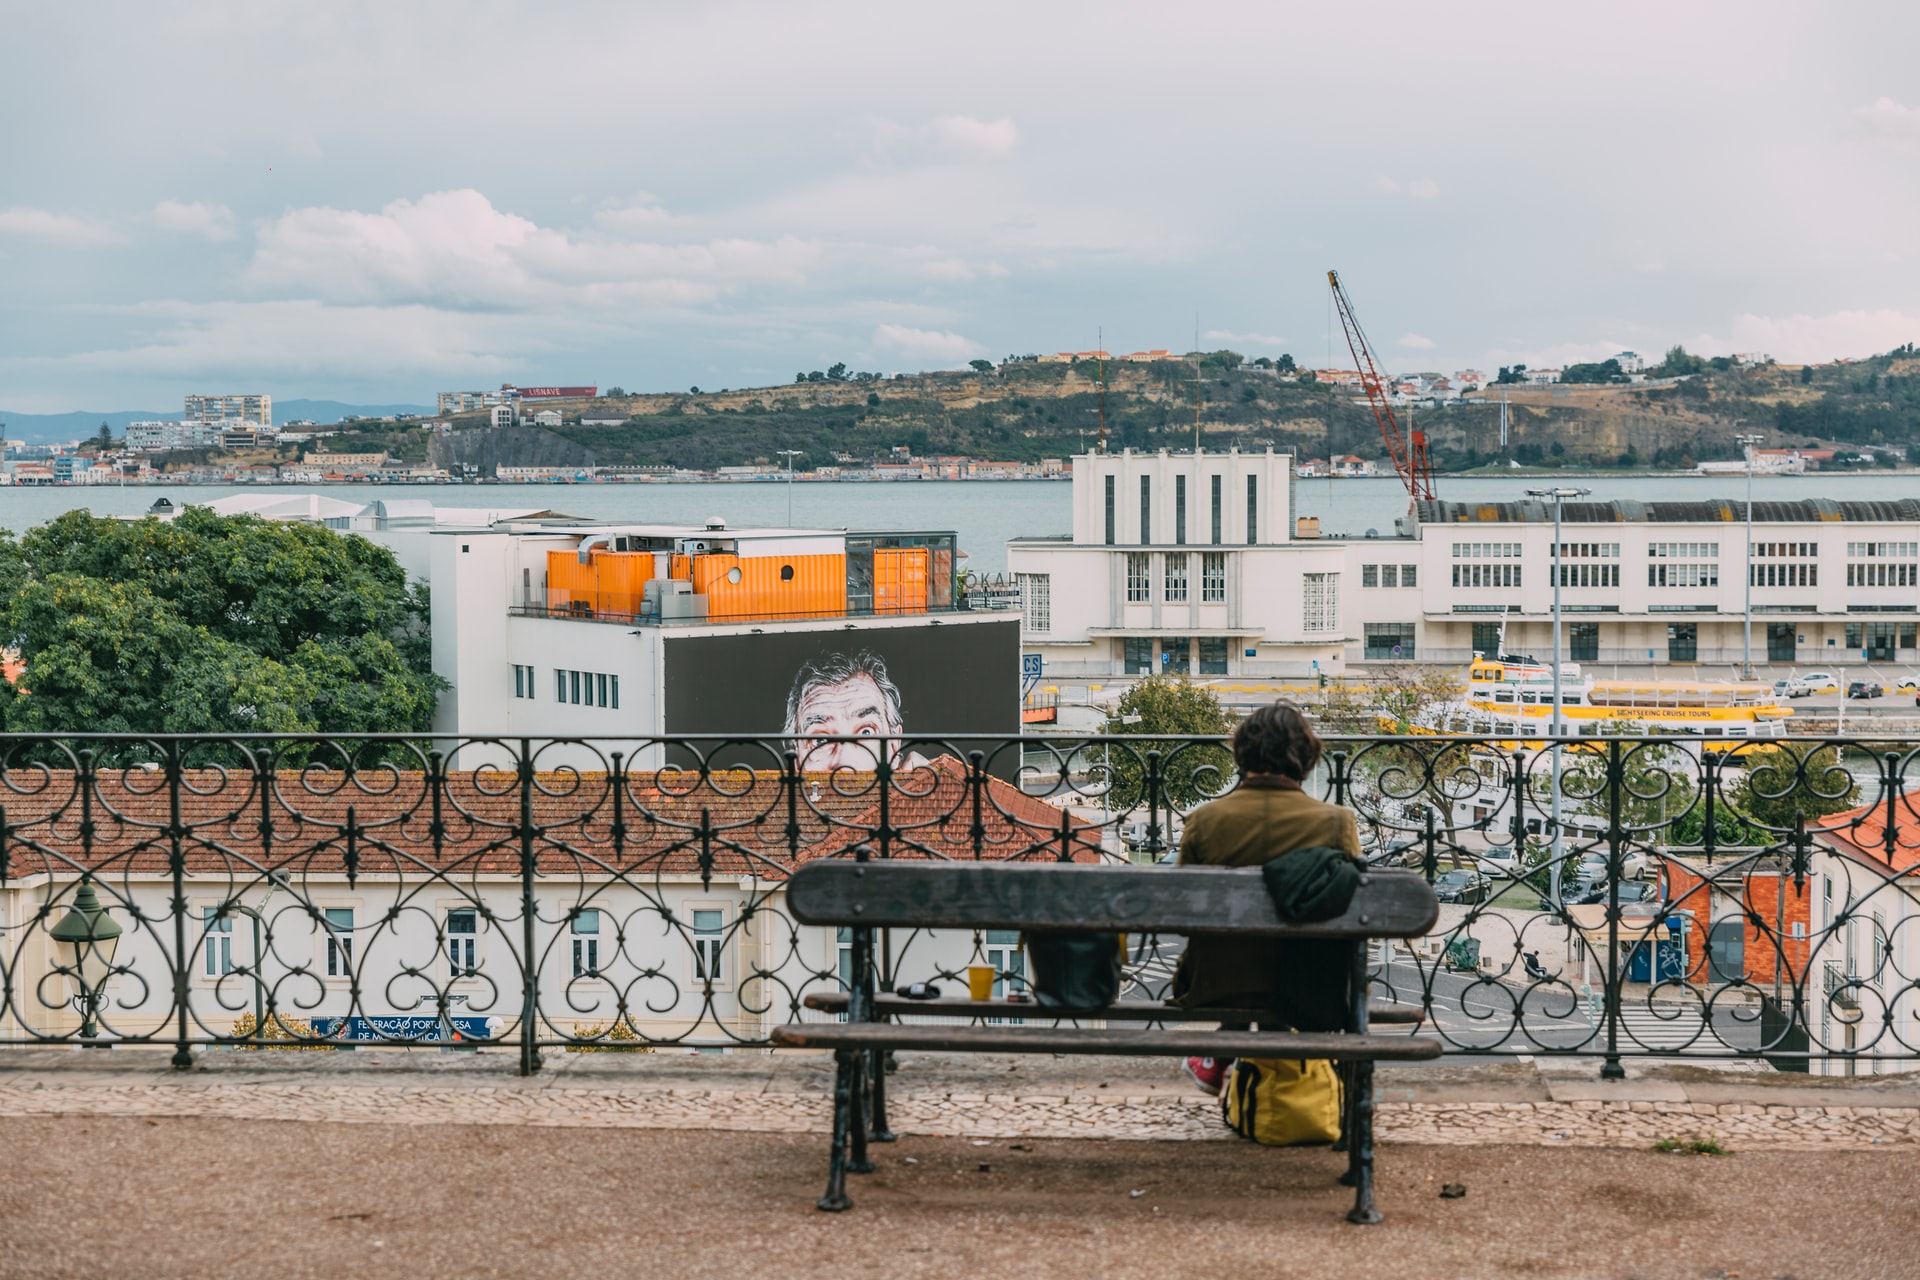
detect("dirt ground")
(2, 1118), (1913, 1280)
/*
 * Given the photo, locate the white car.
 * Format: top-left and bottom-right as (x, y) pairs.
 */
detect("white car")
(1795, 671), (1840, 694)
(1897, 673), (1920, 693)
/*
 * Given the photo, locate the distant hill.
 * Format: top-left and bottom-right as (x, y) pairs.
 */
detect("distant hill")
(0, 399), (436, 444)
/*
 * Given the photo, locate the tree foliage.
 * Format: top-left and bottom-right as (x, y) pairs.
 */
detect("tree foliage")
(0, 509), (439, 735)
(1099, 677), (1234, 810)
(1727, 744), (1860, 831)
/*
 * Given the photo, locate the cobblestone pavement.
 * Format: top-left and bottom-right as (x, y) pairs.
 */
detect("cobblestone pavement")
(5, 1117), (1919, 1280)
(1, 1048), (1915, 1149)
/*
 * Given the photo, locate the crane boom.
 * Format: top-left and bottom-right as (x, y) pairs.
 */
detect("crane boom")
(1327, 269), (1435, 502)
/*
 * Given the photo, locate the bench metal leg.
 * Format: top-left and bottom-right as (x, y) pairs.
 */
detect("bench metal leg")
(867, 1046), (896, 1142)
(817, 1048), (856, 1212)
(1332, 1060), (1355, 1156)
(847, 1045), (874, 1175)
(1344, 1059), (1381, 1225)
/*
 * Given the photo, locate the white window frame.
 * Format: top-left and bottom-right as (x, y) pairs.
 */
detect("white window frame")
(1125, 553), (1151, 603)
(1016, 573), (1051, 634)
(685, 902), (733, 991)
(1302, 573), (1339, 633)
(571, 908), (602, 978)
(1200, 552), (1226, 603)
(323, 906), (356, 979)
(203, 904), (235, 978)
(1164, 554), (1188, 603)
(445, 906), (480, 978)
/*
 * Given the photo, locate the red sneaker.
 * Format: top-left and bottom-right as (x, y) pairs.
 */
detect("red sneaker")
(1182, 1056), (1228, 1095)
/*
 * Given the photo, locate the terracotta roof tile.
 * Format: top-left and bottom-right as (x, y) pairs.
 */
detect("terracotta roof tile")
(0, 757), (1097, 883)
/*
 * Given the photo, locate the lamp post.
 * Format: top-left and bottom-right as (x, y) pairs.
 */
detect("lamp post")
(1736, 432), (1764, 680)
(1527, 486), (1591, 907)
(50, 878), (122, 1041)
(778, 449), (805, 526)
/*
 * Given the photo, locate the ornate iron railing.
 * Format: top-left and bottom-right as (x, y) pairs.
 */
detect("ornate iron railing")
(1, 732), (1915, 1078)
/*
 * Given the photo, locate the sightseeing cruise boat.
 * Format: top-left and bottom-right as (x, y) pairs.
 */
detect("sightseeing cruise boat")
(1450, 653), (1792, 744)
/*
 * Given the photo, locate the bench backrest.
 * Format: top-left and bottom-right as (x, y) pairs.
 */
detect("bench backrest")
(786, 861), (1439, 938)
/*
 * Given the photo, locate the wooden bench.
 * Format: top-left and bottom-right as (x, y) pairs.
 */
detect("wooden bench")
(772, 860), (1442, 1223)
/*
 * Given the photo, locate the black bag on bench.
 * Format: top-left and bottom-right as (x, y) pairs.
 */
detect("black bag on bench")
(1025, 931), (1124, 1009)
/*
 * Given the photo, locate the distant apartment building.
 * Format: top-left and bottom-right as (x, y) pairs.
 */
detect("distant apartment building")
(185, 394), (271, 428)
(1524, 368), (1562, 385)
(126, 420), (223, 451)
(1614, 351), (1645, 375)
(302, 451), (389, 471)
(532, 409), (564, 428)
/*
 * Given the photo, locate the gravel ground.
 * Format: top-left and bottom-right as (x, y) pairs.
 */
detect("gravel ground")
(2, 1116), (1914, 1280)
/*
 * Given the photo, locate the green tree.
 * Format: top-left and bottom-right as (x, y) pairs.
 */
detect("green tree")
(968, 359), (995, 374)
(1276, 353), (1297, 375)
(1199, 349), (1244, 370)
(1798, 365), (1813, 385)
(826, 362), (849, 382)
(1726, 744), (1860, 831)
(1659, 345), (1707, 377)
(1496, 365), (1527, 384)
(604, 386), (626, 397)
(1, 509), (439, 735)
(1099, 677), (1234, 811)
(93, 422), (113, 450)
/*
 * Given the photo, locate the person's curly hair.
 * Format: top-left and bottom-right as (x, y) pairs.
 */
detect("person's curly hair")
(1232, 701), (1323, 780)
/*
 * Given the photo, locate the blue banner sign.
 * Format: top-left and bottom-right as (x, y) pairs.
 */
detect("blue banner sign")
(307, 1016), (496, 1043)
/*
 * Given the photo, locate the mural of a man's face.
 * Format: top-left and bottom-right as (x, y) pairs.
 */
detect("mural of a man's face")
(794, 673), (898, 772)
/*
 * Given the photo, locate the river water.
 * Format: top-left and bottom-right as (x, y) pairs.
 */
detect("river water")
(3, 472), (1915, 575)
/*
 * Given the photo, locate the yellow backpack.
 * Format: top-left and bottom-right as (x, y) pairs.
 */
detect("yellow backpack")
(1220, 1057), (1343, 1146)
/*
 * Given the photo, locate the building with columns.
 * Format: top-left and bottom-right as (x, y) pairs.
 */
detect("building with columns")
(1007, 451), (1920, 680)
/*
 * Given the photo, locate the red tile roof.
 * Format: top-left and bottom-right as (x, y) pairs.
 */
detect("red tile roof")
(1811, 796), (1920, 875)
(0, 755), (1098, 882)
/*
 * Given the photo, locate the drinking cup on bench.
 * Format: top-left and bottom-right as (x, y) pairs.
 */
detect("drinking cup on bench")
(966, 965), (997, 1002)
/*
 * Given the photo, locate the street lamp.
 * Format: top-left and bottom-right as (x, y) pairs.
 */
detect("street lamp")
(50, 878), (122, 1040)
(1736, 432), (1764, 680)
(1527, 486), (1591, 907)
(777, 449), (805, 526)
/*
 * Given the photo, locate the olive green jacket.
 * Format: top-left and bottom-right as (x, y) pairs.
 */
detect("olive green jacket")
(1170, 778), (1361, 1023)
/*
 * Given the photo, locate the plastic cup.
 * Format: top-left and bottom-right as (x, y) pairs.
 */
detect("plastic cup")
(966, 965), (996, 1002)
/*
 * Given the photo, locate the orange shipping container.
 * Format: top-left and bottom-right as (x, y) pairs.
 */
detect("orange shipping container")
(873, 548), (929, 614)
(689, 553), (847, 621)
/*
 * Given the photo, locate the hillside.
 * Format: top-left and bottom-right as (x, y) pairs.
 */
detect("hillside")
(106, 346), (1920, 477)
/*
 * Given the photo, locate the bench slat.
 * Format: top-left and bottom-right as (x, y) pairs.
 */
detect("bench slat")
(787, 862), (1438, 937)
(771, 1022), (1442, 1061)
(801, 992), (1424, 1025)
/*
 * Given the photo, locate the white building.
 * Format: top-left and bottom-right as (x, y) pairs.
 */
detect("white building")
(126, 420), (223, 451)
(184, 393), (272, 428)
(1525, 367), (1563, 385)
(1614, 351), (1645, 375)
(1009, 451), (1920, 679)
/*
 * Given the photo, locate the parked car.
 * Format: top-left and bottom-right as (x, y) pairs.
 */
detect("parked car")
(1797, 671), (1840, 694)
(1847, 680), (1884, 700)
(1432, 869), (1493, 904)
(1566, 878), (1663, 908)
(1896, 674), (1920, 693)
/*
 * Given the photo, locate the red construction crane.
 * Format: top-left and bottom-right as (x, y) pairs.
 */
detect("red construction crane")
(1327, 269), (1435, 502)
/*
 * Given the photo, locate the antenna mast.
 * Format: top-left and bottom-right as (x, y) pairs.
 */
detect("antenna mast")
(1096, 325), (1107, 453)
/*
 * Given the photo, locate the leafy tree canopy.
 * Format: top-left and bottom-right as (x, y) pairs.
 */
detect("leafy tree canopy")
(1100, 676), (1234, 811)
(0, 508), (438, 735)
(969, 359), (995, 374)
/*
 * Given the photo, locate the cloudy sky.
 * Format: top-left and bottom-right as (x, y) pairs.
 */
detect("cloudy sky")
(4, 1), (1919, 411)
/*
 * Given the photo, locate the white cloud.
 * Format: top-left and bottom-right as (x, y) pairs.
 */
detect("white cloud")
(1856, 96), (1920, 139)
(0, 206), (121, 246)
(919, 257), (977, 281)
(1372, 176), (1401, 196)
(1689, 309), (1920, 364)
(1204, 328), (1287, 347)
(247, 189), (819, 308)
(1398, 333), (1435, 350)
(873, 322), (981, 364)
(151, 200), (235, 240)
(927, 114), (1018, 158)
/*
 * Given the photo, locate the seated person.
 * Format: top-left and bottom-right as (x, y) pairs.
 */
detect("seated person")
(1171, 701), (1359, 1092)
